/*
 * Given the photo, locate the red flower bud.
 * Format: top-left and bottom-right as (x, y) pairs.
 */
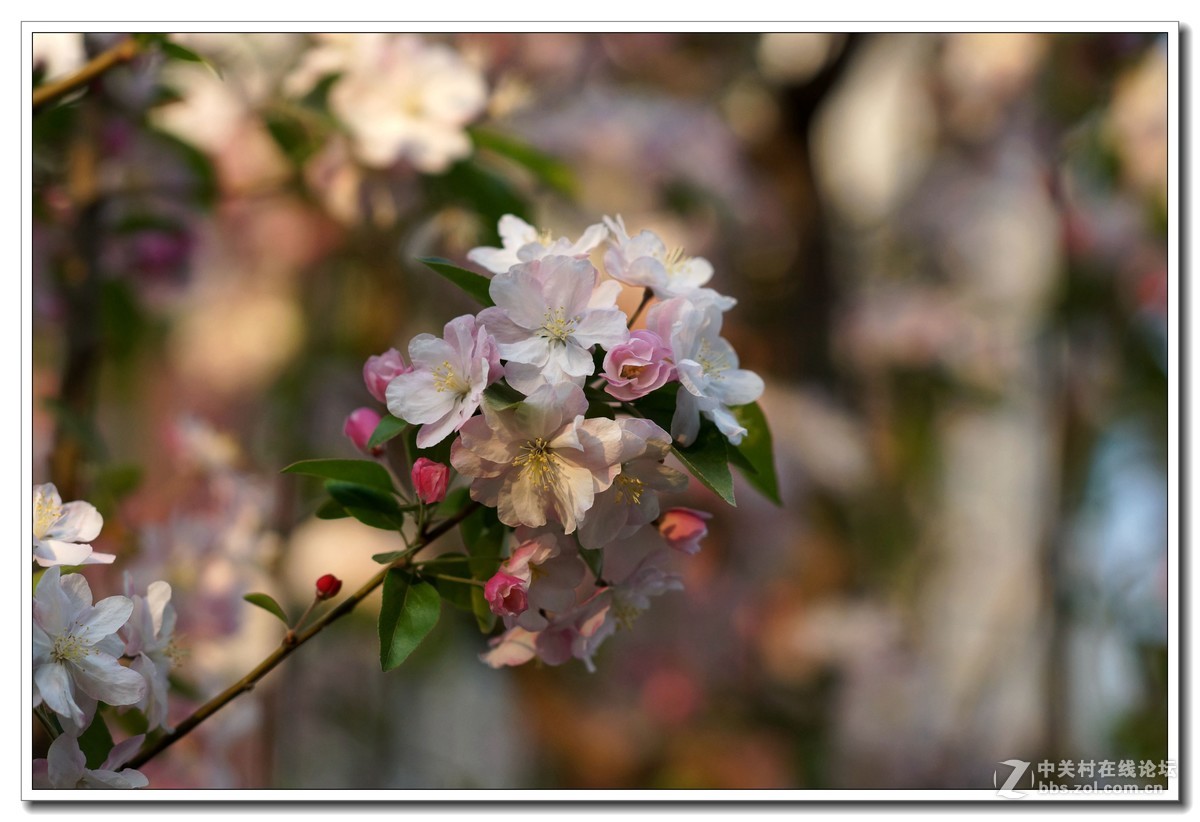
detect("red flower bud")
(315, 573), (343, 600)
(411, 457), (450, 505)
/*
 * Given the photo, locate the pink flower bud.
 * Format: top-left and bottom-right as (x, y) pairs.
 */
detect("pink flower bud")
(363, 348), (412, 403)
(411, 457), (450, 504)
(315, 573), (343, 600)
(602, 330), (675, 401)
(656, 508), (712, 555)
(343, 407), (383, 455)
(484, 571), (529, 617)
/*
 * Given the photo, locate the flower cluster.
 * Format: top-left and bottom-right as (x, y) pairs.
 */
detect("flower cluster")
(31, 484), (178, 790)
(357, 214), (765, 669)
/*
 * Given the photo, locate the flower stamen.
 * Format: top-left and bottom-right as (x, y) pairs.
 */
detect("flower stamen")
(512, 437), (561, 491)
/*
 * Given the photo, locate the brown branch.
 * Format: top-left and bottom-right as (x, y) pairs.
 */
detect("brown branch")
(32, 37), (141, 113)
(126, 501), (481, 770)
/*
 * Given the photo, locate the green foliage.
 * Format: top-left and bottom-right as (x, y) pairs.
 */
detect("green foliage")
(470, 127), (576, 196)
(579, 545), (604, 580)
(324, 480), (407, 531)
(432, 159), (533, 244)
(160, 41), (221, 78)
(367, 414), (407, 450)
(282, 458), (397, 494)
(727, 401), (782, 505)
(378, 571), (441, 671)
(77, 714), (115, 770)
(417, 257), (495, 307)
(243, 593), (289, 625)
(634, 384), (736, 506)
(314, 498), (350, 520)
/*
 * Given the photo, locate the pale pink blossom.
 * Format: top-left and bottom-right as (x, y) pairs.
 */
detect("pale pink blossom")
(476, 255), (628, 395)
(33, 567), (146, 731)
(603, 215), (735, 311)
(363, 348), (411, 403)
(288, 34), (487, 173)
(411, 457), (450, 504)
(343, 407), (383, 455)
(449, 382), (625, 533)
(647, 298), (764, 446)
(467, 214), (608, 276)
(577, 418), (688, 550)
(657, 508), (712, 555)
(506, 528), (586, 631)
(386, 314), (500, 448)
(120, 578), (178, 732)
(601, 329), (676, 401)
(32, 733), (148, 790)
(33, 483), (113, 568)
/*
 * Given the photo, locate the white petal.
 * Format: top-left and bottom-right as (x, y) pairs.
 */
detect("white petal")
(71, 653), (146, 707)
(713, 368), (765, 406)
(466, 246), (516, 276)
(46, 734), (86, 788)
(572, 308), (629, 350)
(671, 389), (702, 446)
(146, 581), (173, 637)
(34, 539), (97, 568)
(54, 500), (103, 542)
(488, 266), (549, 330)
(79, 596), (134, 643)
(386, 369), (453, 425)
(35, 662), (84, 728)
(497, 214), (538, 248)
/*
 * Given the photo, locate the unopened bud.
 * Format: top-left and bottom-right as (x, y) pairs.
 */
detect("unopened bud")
(411, 457), (450, 505)
(315, 573), (343, 600)
(344, 407), (383, 455)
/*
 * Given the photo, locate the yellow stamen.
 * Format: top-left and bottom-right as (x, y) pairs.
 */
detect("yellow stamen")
(33, 492), (61, 539)
(431, 360), (468, 395)
(614, 474), (645, 506)
(540, 307), (579, 343)
(512, 437), (561, 491)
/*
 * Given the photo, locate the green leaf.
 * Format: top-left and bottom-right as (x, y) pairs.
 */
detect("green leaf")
(470, 127), (576, 195)
(314, 498), (349, 520)
(372, 550), (407, 564)
(282, 458), (397, 494)
(325, 480), (407, 531)
(471, 586), (497, 633)
(432, 159), (532, 242)
(673, 420), (736, 507)
(728, 402), (782, 505)
(161, 41), (219, 78)
(483, 381), (525, 411)
(460, 504), (506, 569)
(378, 571), (441, 671)
(632, 383), (736, 506)
(77, 714), (114, 770)
(244, 593), (289, 625)
(367, 414), (408, 450)
(417, 256), (494, 307)
(263, 110), (323, 165)
(421, 554), (475, 611)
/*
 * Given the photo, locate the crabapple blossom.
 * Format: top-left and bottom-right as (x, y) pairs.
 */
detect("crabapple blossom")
(288, 34), (487, 173)
(449, 382), (625, 533)
(32, 733), (148, 790)
(32, 483), (113, 568)
(648, 298), (764, 446)
(363, 347), (411, 403)
(656, 507), (712, 555)
(576, 418), (689, 550)
(467, 214), (608, 276)
(503, 528), (586, 631)
(476, 255), (628, 395)
(483, 571), (528, 617)
(120, 578), (179, 732)
(386, 314), (500, 448)
(603, 215), (736, 311)
(343, 407), (383, 455)
(411, 457), (450, 504)
(601, 329), (676, 401)
(33, 567), (146, 731)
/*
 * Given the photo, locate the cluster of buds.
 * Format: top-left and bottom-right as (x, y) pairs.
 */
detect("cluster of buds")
(354, 214), (765, 669)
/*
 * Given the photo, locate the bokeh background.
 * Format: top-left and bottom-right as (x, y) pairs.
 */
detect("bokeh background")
(30, 31), (1170, 789)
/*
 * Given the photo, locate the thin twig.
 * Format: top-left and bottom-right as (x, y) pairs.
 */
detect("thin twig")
(32, 37), (141, 113)
(126, 501), (480, 770)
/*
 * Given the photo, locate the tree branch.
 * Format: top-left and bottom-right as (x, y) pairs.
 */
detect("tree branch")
(32, 37), (141, 113)
(125, 500), (481, 770)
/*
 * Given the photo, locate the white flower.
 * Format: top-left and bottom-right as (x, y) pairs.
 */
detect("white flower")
(288, 34), (487, 173)
(648, 298), (764, 446)
(120, 578), (179, 732)
(603, 215), (735, 311)
(507, 527), (587, 631)
(577, 418), (688, 550)
(467, 214), (608, 276)
(477, 255), (629, 395)
(33, 567), (146, 731)
(32, 483), (113, 568)
(386, 314), (500, 448)
(450, 382), (625, 533)
(32, 733), (148, 790)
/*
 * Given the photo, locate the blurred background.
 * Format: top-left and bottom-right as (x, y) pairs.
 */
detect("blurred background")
(30, 31), (1169, 789)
